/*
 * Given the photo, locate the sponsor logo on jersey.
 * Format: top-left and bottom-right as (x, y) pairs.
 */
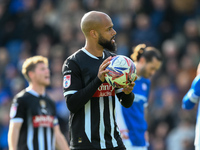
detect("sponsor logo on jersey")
(33, 115), (54, 127)
(63, 75), (71, 88)
(10, 102), (18, 118)
(93, 83), (115, 97)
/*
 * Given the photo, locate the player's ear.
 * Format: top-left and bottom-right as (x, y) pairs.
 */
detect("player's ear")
(139, 57), (146, 64)
(90, 30), (98, 39)
(28, 71), (34, 81)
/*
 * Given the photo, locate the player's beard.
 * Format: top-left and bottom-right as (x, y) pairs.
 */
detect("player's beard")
(98, 33), (116, 52)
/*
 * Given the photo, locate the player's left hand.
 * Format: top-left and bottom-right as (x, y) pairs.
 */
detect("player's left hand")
(120, 129), (129, 139)
(122, 76), (137, 94)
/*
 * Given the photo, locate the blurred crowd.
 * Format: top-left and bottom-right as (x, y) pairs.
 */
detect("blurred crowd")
(0, 0), (200, 150)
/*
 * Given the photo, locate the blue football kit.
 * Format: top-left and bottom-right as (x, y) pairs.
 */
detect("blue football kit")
(116, 76), (150, 149)
(182, 75), (200, 148)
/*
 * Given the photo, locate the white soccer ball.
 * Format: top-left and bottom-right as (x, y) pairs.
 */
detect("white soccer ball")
(105, 55), (137, 88)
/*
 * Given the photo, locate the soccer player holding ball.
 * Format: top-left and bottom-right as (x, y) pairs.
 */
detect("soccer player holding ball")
(62, 11), (136, 150)
(182, 63), (200, 150)
(116, 44), (162, 150)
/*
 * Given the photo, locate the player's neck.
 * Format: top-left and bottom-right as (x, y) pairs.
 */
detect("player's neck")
(28, 83), (46, 95)
(84, 43), (104, 57)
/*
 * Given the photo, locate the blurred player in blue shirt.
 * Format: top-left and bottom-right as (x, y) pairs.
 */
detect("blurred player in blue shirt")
(116, 44), (162, 150)
(182, 63), (200, 150)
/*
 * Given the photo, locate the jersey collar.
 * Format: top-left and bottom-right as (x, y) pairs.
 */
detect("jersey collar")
(82, 48), (105, 59)
(26, 87), (45, 97)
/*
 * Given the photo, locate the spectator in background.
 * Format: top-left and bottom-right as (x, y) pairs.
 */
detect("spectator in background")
(149, 89), (179, 150)
(173, 19), (200, 54)
(0, 80), (10, 106)
(0, 105), (10, 150)
(166, 112), (195, 150)
(131, 13), (160, 47)
(182, 62), (200, 150)
(0, 47), (9, 77)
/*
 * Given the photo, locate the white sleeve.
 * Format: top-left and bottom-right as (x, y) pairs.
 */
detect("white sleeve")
(115, 95), (128, 131)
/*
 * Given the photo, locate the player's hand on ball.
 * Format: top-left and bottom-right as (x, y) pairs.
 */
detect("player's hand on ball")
(98, 56), (112, 82)
(122, 76), (137, 94)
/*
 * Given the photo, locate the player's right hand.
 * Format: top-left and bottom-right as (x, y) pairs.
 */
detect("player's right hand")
(98, 56), (112, 82)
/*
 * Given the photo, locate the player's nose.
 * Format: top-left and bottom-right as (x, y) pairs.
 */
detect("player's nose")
(112, 28), (117, 36)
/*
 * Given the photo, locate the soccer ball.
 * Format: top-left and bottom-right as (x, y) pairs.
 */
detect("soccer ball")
(105, 55), (137, 88)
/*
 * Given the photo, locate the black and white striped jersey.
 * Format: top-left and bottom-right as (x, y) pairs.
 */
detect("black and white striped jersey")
(62, 48), (134, 149)
(9, 88), (58, 150)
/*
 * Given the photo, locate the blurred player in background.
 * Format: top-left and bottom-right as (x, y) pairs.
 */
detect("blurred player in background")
(116, 44), (162, 150)
(8, 56), (70, 150)
(62, 11), (136, 150)
(182, 63), (200, 150)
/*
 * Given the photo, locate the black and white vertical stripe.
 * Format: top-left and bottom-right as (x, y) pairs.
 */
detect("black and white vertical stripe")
(84, 96), (118, 149)
(27, 112), (55, 150)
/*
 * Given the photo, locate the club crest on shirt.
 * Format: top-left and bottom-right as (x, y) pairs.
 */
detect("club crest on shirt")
(40, 100), (48, 114)
(63, 75), (71, 88)
(10, 102), (18, 118)
(142, 83), (147, 91)
(40, 100), (46, 108)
